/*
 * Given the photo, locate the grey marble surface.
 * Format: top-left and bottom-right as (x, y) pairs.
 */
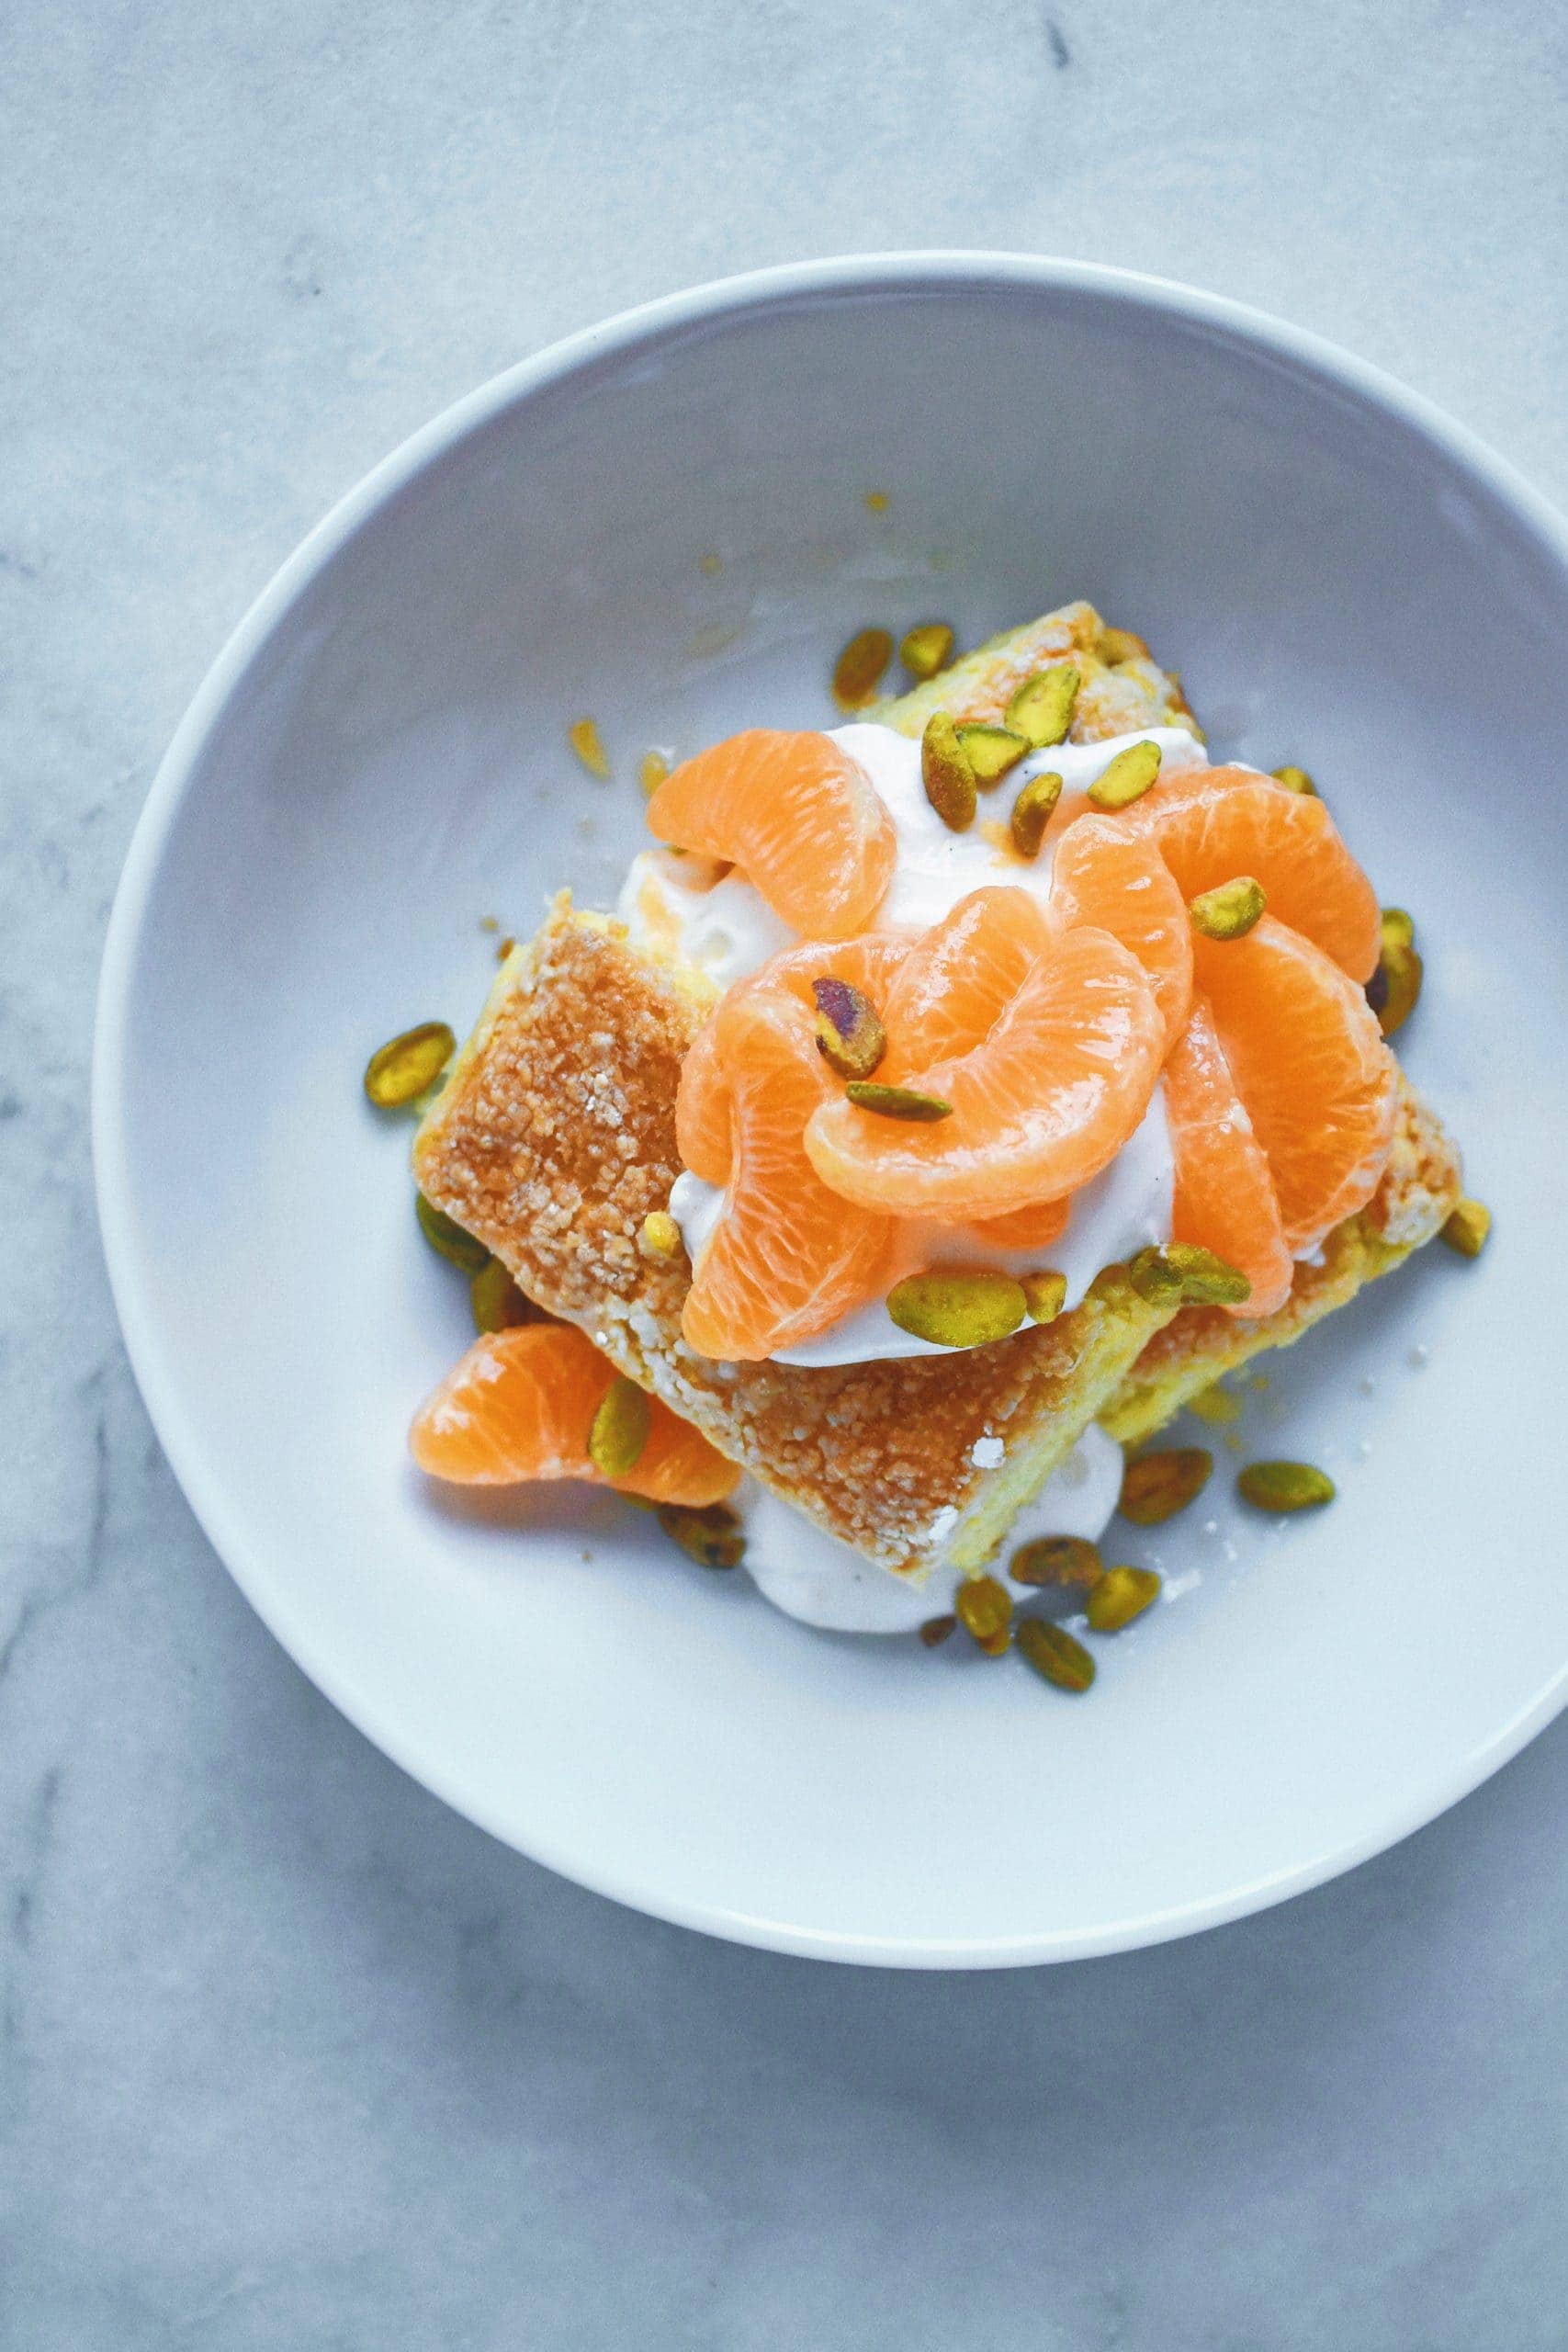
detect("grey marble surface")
(4, 1), (1567, 2343)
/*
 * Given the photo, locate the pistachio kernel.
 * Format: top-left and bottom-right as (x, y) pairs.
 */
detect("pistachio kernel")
(1005, 663), (1080, 749)
(1236, 1459), (1337, 1512)
(1127, 1245), (1187, 1306)
(1440, 1196), (1492, 1258)
(414, 1191), (490, 1273)
(1010, 1532), (1101, 1588)
(1368, 938), (1423, 1037)
(957, 723), (1030, 786)
(1189, 875), (1267, 941)
(832, 626), (894, 711)
(1021, 1268), (1068, 1325)
(639, 750), (671, 799)
(1119, 1447), (1213, 1526)
(470, 1256), (535, 1334)
(845, 1080), (953, 1122)
(1086, 1566), (1161, 1634)
(1010, 768), (1064, 858)
(656, 1500), (746, 1570)
(920, 710), (977, 831)
(638, 1209), (685, 1262)
(812, 976), (887, 1081)
(886, 1268), (1027, 1348)
(899, 621), (955, 681)
(1381, 907), (1416, 951)
(364, 1021), (456, 1109)
(1164, 1242), (1252, 1306)
(955, 1574), (1012, 1647)
(568, 717), (611, 779)
(1270, 764), (1317, 797)
(1096, 626), (1149, 666)
(587, 1375), (651, 1478)
(1016, 1616), (1096, 1693)
(919, 1613), (957, 1647)
(1087, 739), (1162, 810)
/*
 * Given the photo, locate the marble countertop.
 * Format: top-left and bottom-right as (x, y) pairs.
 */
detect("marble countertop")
(5, 0), (1566, 2342)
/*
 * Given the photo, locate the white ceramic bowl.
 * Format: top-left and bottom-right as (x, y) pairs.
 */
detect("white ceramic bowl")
(95, 256), (1568, 1966)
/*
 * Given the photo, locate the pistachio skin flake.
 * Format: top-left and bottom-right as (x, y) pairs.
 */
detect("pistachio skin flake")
(1017, 1617), (1096, 1692)
(1087, 739), (1162, 810)
(920, 711), (977, 831)
(1119, 1447), (1213, 1526)
(1010, 1533), (1101, 1588)
(900, 621), (955, 682)
(1270, 764), (1317, 797)
(1005, 663), (1080, 749)
(919, 1613), (957, 1647)
(958, 724), (1030, 786)
(587, 1375), (651, 1478)
(638, 1209), (685, 1262)
(832, 626), (894, 711)
(1086, 1566), (1161, 1633)
(414, 1191), (490, 1274)
(1440, 1196), (1492, 1258)
(657, 1500), (746, 1570)
(1097, 627), (1149, 666)
(812, 976), (887, 1080)
(365, 1021), (456, 1109)
(1021, 1268), (1068, 1324)
(845, 1080), (953, 1122)
(886, 1268), (1027, 1348)
(568, 716), (612, 779)
(955, 1574), (1012, 1649)
(1189, 875), (1267, 941)
(1237, 1459), (1336, 1512)
(1010, 769), (1064, 858)
(470, 1257), (536, 1333)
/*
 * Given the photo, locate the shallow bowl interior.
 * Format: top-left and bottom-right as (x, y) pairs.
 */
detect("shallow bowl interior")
(96, 258), (1568, 1964)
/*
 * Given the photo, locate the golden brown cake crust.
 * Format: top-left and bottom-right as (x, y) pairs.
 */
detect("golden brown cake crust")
(413, 902), (1173, 1577)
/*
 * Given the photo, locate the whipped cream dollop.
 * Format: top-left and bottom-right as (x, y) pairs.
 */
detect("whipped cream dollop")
(735, 1421), (1126, 1634)
(620, 721), (1208, 1371)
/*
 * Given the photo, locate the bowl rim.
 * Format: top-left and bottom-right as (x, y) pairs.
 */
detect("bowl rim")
(92, 252), (1568, 1968)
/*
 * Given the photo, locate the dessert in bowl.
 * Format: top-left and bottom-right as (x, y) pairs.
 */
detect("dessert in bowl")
(94, 258), (1568, 1962)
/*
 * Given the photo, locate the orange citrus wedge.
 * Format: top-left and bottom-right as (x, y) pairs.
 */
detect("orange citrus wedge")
(646, 729), (897, 941)
(1048, 814), (1194, 1051)
(410, 1323), (739, 1503)
(1163, 997), (1293, 1318)
(1194, 917), (1397, 1251)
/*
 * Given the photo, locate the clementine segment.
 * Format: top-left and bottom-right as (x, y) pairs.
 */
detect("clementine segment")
(1195, 918), (1397, 1252)
(1120, 769), (1381, 982)
(1048, 814), (1194, 1050)
(964, 1194), (1071, 1250)
(646, 729), (897, 941)
(806, 905), (1164, 1218)
(410, 1323), (739, 1504)
(681, 989), (894, 1361)
(1163, 997), (1293, 1318)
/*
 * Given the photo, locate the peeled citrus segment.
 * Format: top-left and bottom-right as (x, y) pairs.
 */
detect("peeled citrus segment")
(1163, 997), (1293, 1319)
(1119, 769), (1381, 982)
(806, 920), (1164, 1219)
(880, 886), (1054, 1072)
(964, 1193), (1071, 1250)
(645, 729), (897, 941)
(674, 934), (913, 1189)
(1047, 815), (1194, 1051)
(682, 989), (894, 1362)
(1195, 918), (1397, 1252)
(410, 1323), (739, 1504)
